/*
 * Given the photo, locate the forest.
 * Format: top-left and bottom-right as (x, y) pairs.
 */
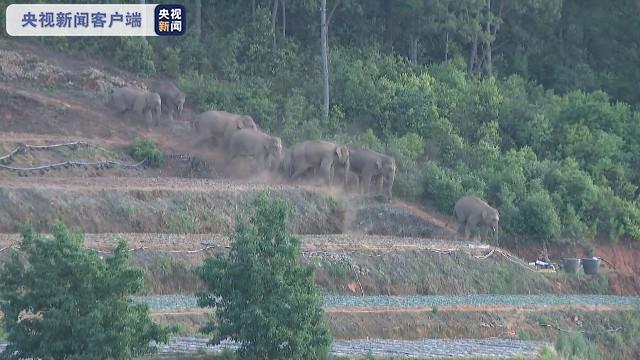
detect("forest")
(3, 0), (640, 248)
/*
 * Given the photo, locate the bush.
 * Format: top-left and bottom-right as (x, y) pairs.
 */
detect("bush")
(114, 37), (156, 75)
(518, 191), (561, 246)
(422, 161), (464, 212)
(130, 138), (163, 168)
(196, 194), (332, 359)
(0, 222), (172, 359)
(388, 133), (425, 199)
(555, 332), (601, 360)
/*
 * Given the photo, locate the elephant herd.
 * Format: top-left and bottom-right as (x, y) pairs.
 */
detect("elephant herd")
(109, 82), (502, 243)
(109, 80), (186, 126)
(108, 82), (397, 200)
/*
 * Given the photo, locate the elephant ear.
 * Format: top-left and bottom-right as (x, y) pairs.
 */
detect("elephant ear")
(375, 159), (383, 170)
(335, 145), (348, 161)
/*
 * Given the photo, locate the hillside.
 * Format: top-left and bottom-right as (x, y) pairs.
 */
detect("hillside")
(1, 38), (640, 359)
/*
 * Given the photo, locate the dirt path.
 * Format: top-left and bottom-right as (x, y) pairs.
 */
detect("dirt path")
(0, 233), (462, 253)
(324, 303), (637, 313)
(393, 199), (457, 235)
(0, 176), (308, 192)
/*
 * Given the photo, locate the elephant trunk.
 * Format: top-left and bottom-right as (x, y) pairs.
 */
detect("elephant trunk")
(344, 160), (350, 188)
(386, 172), (395, 200)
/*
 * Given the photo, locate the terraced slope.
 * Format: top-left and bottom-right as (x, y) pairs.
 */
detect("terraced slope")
(2, 41), (640, 359)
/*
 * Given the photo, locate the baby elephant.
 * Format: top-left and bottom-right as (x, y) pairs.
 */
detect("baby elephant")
(454, 196), (500, 244)
(109, 86), (162, 127)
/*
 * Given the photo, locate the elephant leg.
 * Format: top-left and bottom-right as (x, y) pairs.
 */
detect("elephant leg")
(143, 111), (153, 127)
(467, 217), (481, 243)
(464, 222), (471, 242)
(374, 175), (384, 193)
(455, 221), (465, 241)
(320, 159), (333, 186)
(362, 175), (374, 194)
(225, 151), (237, 164)
(291, 164), (310, 181)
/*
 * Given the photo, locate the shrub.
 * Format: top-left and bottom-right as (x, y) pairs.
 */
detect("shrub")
(555, 332), (601, 360)
(114, 37), (156, 75)
(518, 191), (561, 246)
(0, 222), (172, 359)
(130, 138), (163, 168)
(388, 133), (425, 199)
(196, 194), (332, 359)
(422, 161), (464, 212)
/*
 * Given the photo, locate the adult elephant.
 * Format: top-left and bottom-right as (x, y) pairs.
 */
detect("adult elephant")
(348, 147), (396, 200)
(334, 166), (360, 191)
(226, 129), (282, 172)
(192, 111), (257, 150)
(289, 140), (350, 187)
(149, 80), (185, 122)
(453, 196), (500, 244)
(109, 86), (162, 126)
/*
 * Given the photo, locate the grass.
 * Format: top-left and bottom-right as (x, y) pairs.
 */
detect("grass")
(165, 205), (200, 234)
(517, 309), (640, 360)
(314, 249), (580, 296)
(133, 253), (201, 295)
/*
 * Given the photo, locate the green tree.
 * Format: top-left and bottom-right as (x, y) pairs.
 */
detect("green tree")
(197, 194), (332, 360)
(0, 222), (171, 360)
(518, 191), (561, 248)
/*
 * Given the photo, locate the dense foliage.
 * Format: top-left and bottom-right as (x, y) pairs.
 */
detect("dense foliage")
(196, 194), (332, 359)
(0, 222), (172, 359)
(130, 137), (164, 167)
(3, 0), (640, 246)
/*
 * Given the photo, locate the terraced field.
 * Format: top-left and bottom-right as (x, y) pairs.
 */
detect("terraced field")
(2, 42), (640, 358)
(155, 337), (550, 358)
(137, 294), (640, 311)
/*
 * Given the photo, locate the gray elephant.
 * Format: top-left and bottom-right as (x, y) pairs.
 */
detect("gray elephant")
(150, 80), (185, 122)
(289, 140), (350, 187)
(226, 129), (282, 172)
(109, 86), (162, 126)
(333, 166), (360, 191)
(278, 148), (294, 180)
(193, 111), (257, 150)
(454, 196), (500, 244)
(348, 147), (396, 200)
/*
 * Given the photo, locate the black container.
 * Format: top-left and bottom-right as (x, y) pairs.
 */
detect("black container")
(582, 258), (600, 275)
(562, 258), (581, 273)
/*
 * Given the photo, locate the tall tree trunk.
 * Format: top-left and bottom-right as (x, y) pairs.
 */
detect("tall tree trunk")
(410, 36), (418, 65)
(484, 0), (492, 76)
(252, 0), (255, 26)
(194, 0), (202, 40)
(383, 0), (393, 53)
(444, 31), (449, 62)
(468, 31), (478, 76)
(559, 2), (568, 66)
(272, 0), (279, 48)
(321, 0), (329, 120)
(281, 0), (286, 39)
